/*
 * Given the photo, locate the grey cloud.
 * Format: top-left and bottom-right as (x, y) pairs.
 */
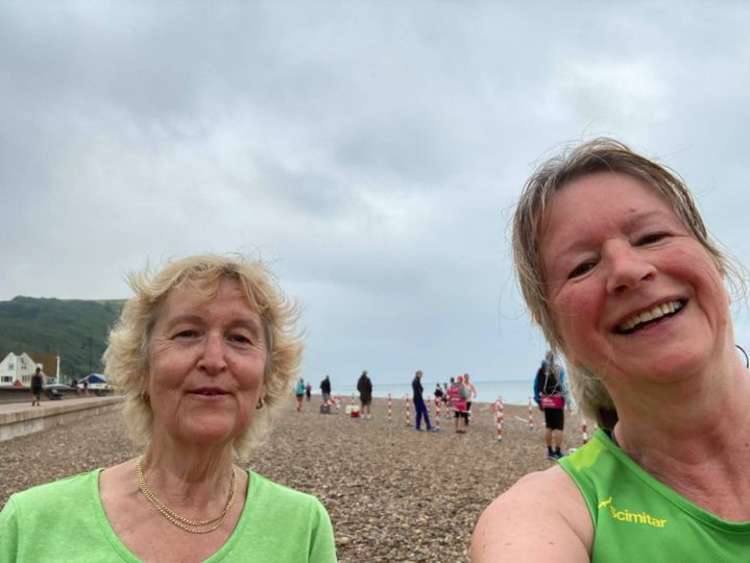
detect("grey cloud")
(2, 2), (750, 387)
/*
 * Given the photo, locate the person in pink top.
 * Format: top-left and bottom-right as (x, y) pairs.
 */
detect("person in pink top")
(448, 376), (468, 433)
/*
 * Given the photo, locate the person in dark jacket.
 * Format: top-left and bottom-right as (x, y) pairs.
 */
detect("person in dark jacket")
(533, 352), (568, 460)
(411, 370), (436, 431)
(320, 375), (332, 405)
(433, 383), (444, 405)
(357, 371), (373, 419)
(31, 367), (44, 407)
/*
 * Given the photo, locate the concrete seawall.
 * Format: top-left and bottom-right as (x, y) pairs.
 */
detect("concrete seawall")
(0, 396), (123, 442)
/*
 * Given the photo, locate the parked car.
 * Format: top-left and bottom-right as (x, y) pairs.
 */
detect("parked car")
(43, 383), (71, 400)
(79, 373), (112, 396)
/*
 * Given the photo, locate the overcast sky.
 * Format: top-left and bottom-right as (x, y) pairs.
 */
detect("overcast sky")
(2, 2), (750, 389)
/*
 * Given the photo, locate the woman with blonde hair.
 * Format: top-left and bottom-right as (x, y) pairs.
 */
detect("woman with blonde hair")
(473, 139), (750, 561)
(1, 254), (336, 562)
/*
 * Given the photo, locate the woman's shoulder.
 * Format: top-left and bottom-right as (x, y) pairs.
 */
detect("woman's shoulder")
(243, 471), (334, 550)
(493, 465), (588, 512)
(472, 465), (593, 562)
(7, 469), (100, 509)
(248, 471), (328, 513)
(225, 472), (335, 561)
(2, 469), (101, 537)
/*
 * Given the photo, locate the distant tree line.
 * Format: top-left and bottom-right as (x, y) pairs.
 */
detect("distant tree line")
(0, 296), (123, 381)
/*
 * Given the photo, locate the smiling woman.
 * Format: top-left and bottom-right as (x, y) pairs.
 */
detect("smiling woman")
(0, 255), (337, 562)
(472, 139), (750, 562)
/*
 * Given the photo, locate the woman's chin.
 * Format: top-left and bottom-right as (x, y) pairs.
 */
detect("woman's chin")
(604, 354), (713, 388)
(176, 420), (245, 449)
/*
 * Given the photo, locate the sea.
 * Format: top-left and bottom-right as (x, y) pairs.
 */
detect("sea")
(328, 379), (534, 406)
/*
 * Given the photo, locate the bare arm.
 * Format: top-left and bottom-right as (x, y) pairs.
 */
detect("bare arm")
(471, 466), (593, 562)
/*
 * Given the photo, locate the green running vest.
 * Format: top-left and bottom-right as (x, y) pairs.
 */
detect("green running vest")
(558, 429), (750, 561)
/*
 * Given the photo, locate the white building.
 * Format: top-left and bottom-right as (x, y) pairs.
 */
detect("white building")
(0, 352), (42, 387)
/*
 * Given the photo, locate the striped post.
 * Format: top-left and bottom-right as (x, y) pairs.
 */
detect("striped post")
(387, 393), (392, 423)
(528, 397), (535, 431)
(434, 397), (441, 430)
(405, 394), (411, 426)
(495, 396), (504, 442)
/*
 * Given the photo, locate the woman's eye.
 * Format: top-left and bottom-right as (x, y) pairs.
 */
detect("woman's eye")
(229, 334), (252, 345)
(568, 261), (595, 279)
(636, 232), (668, 245)
(173, 329), (198, 339)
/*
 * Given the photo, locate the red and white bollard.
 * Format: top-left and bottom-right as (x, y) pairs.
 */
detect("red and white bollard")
(387, 393), (392, 424)
(434, 397), (441, 430)
(495, 396), (504, 442)
(404, 395), (411, 426)
(528, 397), (535, 431)
(581, 417), (589, 444)
(494, 400), (501, 442)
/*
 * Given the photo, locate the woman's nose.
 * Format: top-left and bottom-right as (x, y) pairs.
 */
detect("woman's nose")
(604, 241), (656, 294)
(198, 332), (227, 374)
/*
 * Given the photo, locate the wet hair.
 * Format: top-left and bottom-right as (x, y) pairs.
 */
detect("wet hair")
(512, 138), (739, 427)
(104, 254), (302, 459)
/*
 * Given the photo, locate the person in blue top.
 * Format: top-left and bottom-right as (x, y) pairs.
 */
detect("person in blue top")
(295, 378), (306, 412)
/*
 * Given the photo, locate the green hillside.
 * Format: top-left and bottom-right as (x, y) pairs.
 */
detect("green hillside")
(0, 296), (124, 381)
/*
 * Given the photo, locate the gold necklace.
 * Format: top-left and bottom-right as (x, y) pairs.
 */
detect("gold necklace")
(135, 459), (237, 534)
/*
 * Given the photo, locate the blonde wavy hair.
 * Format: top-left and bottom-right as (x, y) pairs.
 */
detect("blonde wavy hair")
(512, 138), (739, 428)
(104, 254), (302, 459)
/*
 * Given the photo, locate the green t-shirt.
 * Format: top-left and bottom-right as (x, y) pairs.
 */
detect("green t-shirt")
(559, 429), (750, 561)
(0, 468), (337, 562)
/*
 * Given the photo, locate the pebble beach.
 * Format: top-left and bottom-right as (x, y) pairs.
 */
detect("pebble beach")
(0, 396), (583, 562)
